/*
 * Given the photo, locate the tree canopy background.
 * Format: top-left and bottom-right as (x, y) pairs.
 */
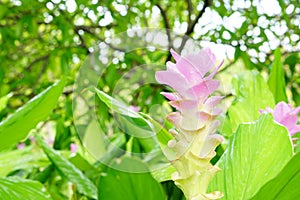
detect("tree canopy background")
(0, 0), (299, 199)
(1, 0), (299, 105)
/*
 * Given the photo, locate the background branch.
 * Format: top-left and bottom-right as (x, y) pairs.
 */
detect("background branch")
(179, 0), (211, 53)
(75, 25), (126, 52)
(156, 3), (173, 62)
(26, 55), (49, 72)
(187, 0), (193, 25)
(186, 0), (211, 35)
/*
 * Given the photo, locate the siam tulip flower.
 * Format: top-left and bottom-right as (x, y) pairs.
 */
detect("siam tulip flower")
(17, 143), (26, 150)
(70, 143), (78, 153)
(156, 48), (224, 200)
(261, 101), (300, 136)
(129, 105), (140, 113)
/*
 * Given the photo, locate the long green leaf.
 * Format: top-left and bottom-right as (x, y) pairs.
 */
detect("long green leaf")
(95, 88), (141, 118)
(95, 88), (155, 137)
(226, 71), (275, 136)
(0, 177), (52, 200)
(95, 88), (172, 150)
(251, 151), (300, 199)
(0, 146), (48, 177)
(268, 48), (288, 103)
(36, 135), (98, 199)
(98, 156), (166, 200)
(0, 80), (65, 151)
(209, 114), (293, 199)
(95, 88), (173, 169)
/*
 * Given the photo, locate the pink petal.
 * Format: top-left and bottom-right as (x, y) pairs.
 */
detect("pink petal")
(186, 48), (216, 76)
(291, 107), (300, 115)
(273, 102), (292, 121)
(161, 92), (179, 101)
(167, 112), (181, 128)
(129, 105), (140, 112)
(70, 143), (78, 153)
(17, 143), (26, 150)
(169, 99), (199, 111)
(204, 96), (223, 108)
(262, 102), (300, 136)
(280, 115), (298, 128)
(155, 70), (188, 93)
(198, 112), (212, 121)
(289, 125), (300, 136)
(207, 60), (224, 79)
(170, 49), (180, 62)
(198, 107), (222, 119)
(169, 101), (181, 110)
(170, 48), (217, 84)
(211, 108), (222, 116)
(175, 57), (203, 84)
(166, 61), (178, 72)
(185, 79), (220, 100)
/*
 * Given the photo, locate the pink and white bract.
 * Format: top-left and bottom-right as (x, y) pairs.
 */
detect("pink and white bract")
(156, 48), (224, 200)
(156, 48), (223, 131)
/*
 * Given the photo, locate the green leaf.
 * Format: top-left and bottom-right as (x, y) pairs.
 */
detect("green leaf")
(0, 5), (8, 20)
(116, 114), (154, 139)
(151, 163), (176, 182)
(251, 151), (300, 199)
(0, 80), (65, 151)
(0, 177), (52, 200)
(95, 88), (141, 118)
(82, 119), (107, 160)
(241, 51), (254, 69)
(68, 153), (95, 172)
(95, 88), (171, 144)
(284, 53), (299, 73)
(234, 47), (241, 60)
(28, 16), (38, 37)
(268, 48), (288, 103)
(140, 113), (176, 160)
(218, 115), (232, 138)
(105, 64), (119, 88)
(98, 157), (166, 200)
(95, 88), (159, 148)
(36, 135), (98, 199)
(95, 88), (172, 160)
(140, 113), (173, 147)
(0, 92), (12, 112)
(227, 71), (275, 136)
(240, 20), (249, 35)
(125, 52), (146, 65)
(0, 146), (48, 177)
(209, 114), (293, 199)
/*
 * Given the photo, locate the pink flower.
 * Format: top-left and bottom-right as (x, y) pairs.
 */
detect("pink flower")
(261, 101), (300, 136)
(70, 143), (78, 153)
(156, 48), (221, 101)
(17, 143), (26, 149)
(155, 48), (223, 131)
(129, 105), (140, 112)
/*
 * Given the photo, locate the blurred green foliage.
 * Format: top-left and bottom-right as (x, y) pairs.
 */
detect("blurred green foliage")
(0, 0), (299, 199)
